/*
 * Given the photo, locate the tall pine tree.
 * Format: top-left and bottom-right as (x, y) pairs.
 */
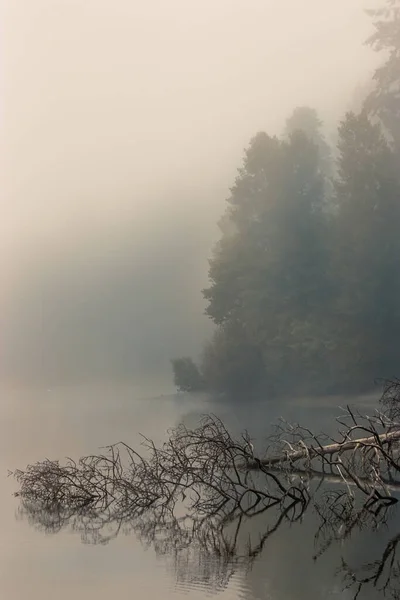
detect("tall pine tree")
(365, 0), (400, 151)
(333, 111), (400, 384)
(202, 121), (331, 394)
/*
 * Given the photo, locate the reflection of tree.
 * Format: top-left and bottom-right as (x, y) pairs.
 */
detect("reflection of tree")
(17, 493), (307, 592)
(12, 381), (400, 597)
(17, 487), (400, 598)
(312, 498), (400, 599)
(340, 531), (400, 600)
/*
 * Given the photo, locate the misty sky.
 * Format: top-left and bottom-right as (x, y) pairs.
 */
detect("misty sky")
(1, 0), (380, 388)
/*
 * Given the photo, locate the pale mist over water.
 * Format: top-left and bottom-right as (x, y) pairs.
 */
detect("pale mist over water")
(1, 0), (377, 390)
(0, 0), (395, 599)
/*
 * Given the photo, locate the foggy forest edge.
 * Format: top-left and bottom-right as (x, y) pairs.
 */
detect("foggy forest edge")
(172, 2), (400, 398)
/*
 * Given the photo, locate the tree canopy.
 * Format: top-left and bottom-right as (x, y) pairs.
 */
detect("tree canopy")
(172, 1), (400, 398)
(365, 0), (400, 151)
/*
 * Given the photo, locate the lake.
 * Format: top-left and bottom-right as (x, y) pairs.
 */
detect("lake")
(1, 382), (397, 599)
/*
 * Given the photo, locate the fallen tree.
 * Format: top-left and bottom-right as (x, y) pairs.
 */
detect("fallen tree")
(251, 396), (400, 507)
(13, 414), (310, 522)
(12, 380), (400, 520)
(256, 428), (400, 467)
(11, 379), (400, 600)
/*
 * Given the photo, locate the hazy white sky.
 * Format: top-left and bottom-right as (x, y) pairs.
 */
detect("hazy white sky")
(0, 0), (382, 386)
(3, 0), (376, 247)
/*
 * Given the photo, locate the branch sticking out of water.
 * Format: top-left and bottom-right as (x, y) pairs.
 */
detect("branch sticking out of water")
(12, 415), (309, 524)
(12, 379), (400, 547)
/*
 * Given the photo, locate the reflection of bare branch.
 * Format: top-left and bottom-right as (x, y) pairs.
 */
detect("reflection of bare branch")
(339, 531), (400, 600)
(12, 414), (312, 592)
(13, 382), (400, 523)
(15, 463), (400, 599)
(18, 481), (400, 600)
(11, 381), (400, 598)
(312, 484), (400, 599)
(17, 488), (309, 591)
(313, 493), (392, 561)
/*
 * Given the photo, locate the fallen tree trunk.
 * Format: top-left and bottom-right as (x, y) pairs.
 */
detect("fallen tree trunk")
(247, 428), (400, 469)
(12, 400), (400, 532)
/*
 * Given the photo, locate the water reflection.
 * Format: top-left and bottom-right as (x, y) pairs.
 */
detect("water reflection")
(340, 532), (400, 600)
(15, 476), (400, 599)
(16, 496), (304, 593)
(4, 387), (397, 600)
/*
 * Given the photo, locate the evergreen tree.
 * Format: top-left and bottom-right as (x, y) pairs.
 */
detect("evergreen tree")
(202, 124), (331, 394)
(365, 0), (400, 151)
(285, 106), (332, 178)
(171, 5), (400, 398)
(201, 320), (264, 395)
(333, 111), (400, 382)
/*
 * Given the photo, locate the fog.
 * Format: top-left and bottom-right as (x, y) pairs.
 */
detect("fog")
(1, 0), (378, 389)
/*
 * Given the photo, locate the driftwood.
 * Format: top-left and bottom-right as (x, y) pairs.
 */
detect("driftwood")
(10, 380), (400, 545)
(253, 429), (400, 467)
(11, 403), (400, 525)
(12, 381), (400, 511)
(10, 379), (400, 600)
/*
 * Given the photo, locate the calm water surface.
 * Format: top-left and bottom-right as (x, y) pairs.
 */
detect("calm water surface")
(0, 383), (395, 599)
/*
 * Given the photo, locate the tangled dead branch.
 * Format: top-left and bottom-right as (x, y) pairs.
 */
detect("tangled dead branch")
(253, 382), (400, 509)
(12, 415), (311, 591)
(13, 380), (400, 524)
(11, 379), (400, 598)
(13, 415), (309, 526)
(14, 466), (399, 599)
(339, 531), (400, 600)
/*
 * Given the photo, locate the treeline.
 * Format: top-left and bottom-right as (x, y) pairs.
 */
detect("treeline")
(172, 1), (400, 397)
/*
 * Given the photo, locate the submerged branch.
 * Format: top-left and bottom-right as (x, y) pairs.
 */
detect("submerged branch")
(13, 386), (400, 523)
(11, 379), (400, 575)
(10, 380), (400, 599)
(12, 415), (310, 524)
(256, 428), (400, 468)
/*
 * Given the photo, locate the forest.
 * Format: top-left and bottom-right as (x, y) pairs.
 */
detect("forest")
(173, 2), (400, 397)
